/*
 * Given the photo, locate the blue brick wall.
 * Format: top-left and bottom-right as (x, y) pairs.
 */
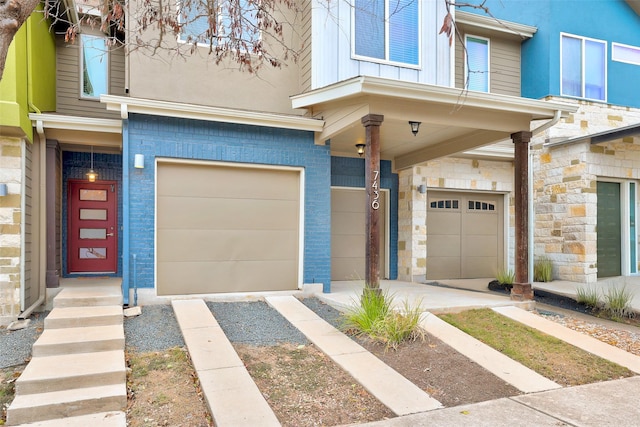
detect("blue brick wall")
(62, 151), (123, 277)
(126, 113), (332, 291)
(331, 156), (398, 280)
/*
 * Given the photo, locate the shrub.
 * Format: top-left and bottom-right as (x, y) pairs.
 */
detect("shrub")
(534, 256), (553, 282)
(575, 285), (600, 309)
(341, 289), (424, 349)
(603, 286), (635, 320)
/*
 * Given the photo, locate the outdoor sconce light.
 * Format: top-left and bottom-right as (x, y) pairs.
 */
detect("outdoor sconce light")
(355, 143), (366, 157)
(86, 146), (98, 182)
(134, 154), (145, 169)
(409, 121), (421, 136)
(416, 184), (426, 194)
(0, 183), (7, 196)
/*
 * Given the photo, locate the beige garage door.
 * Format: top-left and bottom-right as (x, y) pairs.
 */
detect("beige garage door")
(331, 188), (387, 281)
(157, 161), (301, 295)
(426, 191), (503, 280)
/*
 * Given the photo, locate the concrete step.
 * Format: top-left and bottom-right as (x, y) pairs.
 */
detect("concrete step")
(10, 411), (126, 427)
(7, 384), (126, 425)
(32, 325), (124, 357)
(45, 306), (123, 329)
(15, 350), (125, 395)
(53, 286), (122, 308)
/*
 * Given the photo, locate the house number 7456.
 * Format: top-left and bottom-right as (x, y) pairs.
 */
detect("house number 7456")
(371, 170), (380, 210)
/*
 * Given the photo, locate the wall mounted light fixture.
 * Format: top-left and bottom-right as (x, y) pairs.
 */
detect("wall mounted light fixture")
(0, 183), (7, 197)
(86, 146), (98, 182)
(409, 121), (421, 136)
(134, 154), (145, 169)
(416, 184), (426, 194)
(355, 143), (366, 157)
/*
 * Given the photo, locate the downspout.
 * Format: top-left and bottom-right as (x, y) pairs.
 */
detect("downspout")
(121, 105), (130, 306)
(19, 17), (46, 319)
(527, 110), (563, 284)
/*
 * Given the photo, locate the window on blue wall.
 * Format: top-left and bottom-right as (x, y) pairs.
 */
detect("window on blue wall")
(561, 33), (606, 101)
(465, 35), (489, 92)
(612, 42), (640, 66)
(80, 35), (109, 99)
(354, 0), (419, 67)
(179, 0), (259, 47)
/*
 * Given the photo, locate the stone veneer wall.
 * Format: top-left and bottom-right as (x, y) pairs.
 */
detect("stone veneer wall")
(532, 98), (640, 284)
(0, 138), (23, 324)
(397, 157), (514, 281)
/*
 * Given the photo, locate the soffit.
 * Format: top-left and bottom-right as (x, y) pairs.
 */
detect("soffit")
(626, 0), (640, 16)
(291, 76), (578, 170)
(454, 10), (537, 40)
(29, 113), (123, 153)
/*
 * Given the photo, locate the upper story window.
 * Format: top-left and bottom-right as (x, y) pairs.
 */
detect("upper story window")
(80, 34), (109, 99)
(353, 0), (420, 67)
(465, 35), (489, 92)
(179, 0), (259, 47)
(561, 33), (606, 101)
(612, 42), (640, 66)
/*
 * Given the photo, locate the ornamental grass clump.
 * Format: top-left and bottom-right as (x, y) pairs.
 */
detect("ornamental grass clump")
(341, 289), (424, 350)
(534, 256), (553, 282)
(496, 268), (515, 286)
(603, 286), (635, 320)
(575, 285), (600, 310)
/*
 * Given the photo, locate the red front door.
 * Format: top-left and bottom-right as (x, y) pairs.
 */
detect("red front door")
(68, 180), (118, 273)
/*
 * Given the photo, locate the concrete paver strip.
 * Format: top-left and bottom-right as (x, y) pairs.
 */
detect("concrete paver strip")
(171, 299), (280, 427)
(493, 306), (640, 373)
(512, 376), (640, 427)
(265, 295), (443, 415)
(419, 312), (561, 393)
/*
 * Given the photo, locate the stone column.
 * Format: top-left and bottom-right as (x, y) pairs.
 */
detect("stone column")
(362, 114), (384, 292)
(511, 131), (533, 300)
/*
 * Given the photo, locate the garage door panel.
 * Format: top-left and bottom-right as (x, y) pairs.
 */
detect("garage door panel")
(331, 234), (366, 258)
(462, 215), (498, 235)
(157, 197), (298, 230)
(463, 235), (498, 257)
(428, 235), (461, 257)
(427, 212), (461, 234)
(157, 162), (300, 295)
(331, 190), (365, 212)
(463, 257), (498, 278)
(331, 212), (366, 235)
(331, 258), (366, 281)
(157, 230), (298, 262)
(157, 260), (297, 295)
(158, 164), (299, 200)
(427, 257), (461, 280)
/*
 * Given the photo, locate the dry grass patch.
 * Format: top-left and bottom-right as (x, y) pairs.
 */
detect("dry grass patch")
(235, 343), (394, 426)
(126, 347), (212, 427)
(439, 308), (635, 386)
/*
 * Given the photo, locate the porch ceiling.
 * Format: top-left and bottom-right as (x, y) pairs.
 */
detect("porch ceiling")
(291, 76), (578, 170)
(29, 113), (122, 153)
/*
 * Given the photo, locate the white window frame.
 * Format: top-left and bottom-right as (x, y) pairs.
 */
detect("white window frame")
(612, 42), (640, 66)
(560, 32), (607, 102)
(464, 34), (490, 92)
(79, 34), (109, 100)
(351, 0), (422, 69)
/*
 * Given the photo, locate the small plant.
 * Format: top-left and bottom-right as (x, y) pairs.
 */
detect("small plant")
(341, 289), (424, 349)
(575, 285), (600, 310)
(496, 268), (515, 286)
(603, 286), (635, 320)
(534, 256), (553, 282)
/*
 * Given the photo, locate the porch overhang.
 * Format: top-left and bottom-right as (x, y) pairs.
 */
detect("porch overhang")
(29, 113), (123, 152)
(291, 76), (578, 170)
(545, 122), (640, 148)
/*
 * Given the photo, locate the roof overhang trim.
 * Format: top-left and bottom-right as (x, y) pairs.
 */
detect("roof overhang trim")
(455, 10), (537, 38)
(102, 95), (325, 132)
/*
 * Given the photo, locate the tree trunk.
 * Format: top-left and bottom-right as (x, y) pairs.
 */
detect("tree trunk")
(0, 0), (40, 81)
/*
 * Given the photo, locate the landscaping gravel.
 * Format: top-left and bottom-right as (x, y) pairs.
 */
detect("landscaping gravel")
(0, 311), (48, 369)
(207, 301), (308, 346)
(124, 304), (184, 352)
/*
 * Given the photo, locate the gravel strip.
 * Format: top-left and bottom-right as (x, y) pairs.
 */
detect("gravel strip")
(300, 297), (343, 328)
(0, 311), (48, 369)
(207, 301), (308, 346)
(124, 304), (184, 352)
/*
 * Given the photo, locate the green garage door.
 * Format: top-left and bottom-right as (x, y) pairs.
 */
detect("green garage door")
(597, 181), (621, 278)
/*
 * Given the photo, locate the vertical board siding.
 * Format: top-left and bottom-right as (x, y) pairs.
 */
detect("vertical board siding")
(300, 0), (312, 93)
(56, 37), (125, 118)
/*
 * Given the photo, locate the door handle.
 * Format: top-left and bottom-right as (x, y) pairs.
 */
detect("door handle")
(106, 233), (115, 237)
